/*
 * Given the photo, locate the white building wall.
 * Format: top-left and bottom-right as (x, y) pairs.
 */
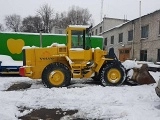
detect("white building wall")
(102, 10), (160, 62)
(91, 17), (127, 36)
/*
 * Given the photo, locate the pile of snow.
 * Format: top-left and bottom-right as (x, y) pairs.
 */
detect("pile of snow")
(122, 60), (160, 79)
(122, 60), (142, 70)
(123, 60), (160, 69)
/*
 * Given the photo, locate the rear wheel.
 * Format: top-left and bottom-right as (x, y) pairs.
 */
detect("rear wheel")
(100, 63), (126, 86)
(42, 62), (71, 88)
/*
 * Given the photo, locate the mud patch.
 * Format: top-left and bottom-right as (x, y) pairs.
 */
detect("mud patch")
(6, 82), (32, 91)
(18, 108), (86, 120)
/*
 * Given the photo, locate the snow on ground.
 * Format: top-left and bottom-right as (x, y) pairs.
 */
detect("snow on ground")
(0, 76), (160, 120)
(0, 60), (160, 120)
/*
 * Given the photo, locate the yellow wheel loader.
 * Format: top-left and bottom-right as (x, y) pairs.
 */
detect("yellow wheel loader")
(19, 25), (126, 88)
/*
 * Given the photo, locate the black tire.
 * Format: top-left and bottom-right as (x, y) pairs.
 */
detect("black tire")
(92, 64), (105, 82)
(100, 63), (126, 86)
(92, 72), (100, 81)
(42, 62), (71, 88)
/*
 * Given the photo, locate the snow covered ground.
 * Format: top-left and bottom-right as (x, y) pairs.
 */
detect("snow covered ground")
(0, 60), (160, 120)
(0, 73), (160, 120)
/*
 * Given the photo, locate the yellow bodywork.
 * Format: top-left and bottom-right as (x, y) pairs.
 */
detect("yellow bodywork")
(22, 25), (110, 80)
(23, 46), (107, 79)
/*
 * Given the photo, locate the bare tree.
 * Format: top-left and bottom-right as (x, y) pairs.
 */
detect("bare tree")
(5, 14), (21, 32)
(67, 6), (92, 25)
(52, 6), (92, 28)
(21, 16), (42, 33)
(0, 23), (4, 31)
(52, 12), (69, 28)
(37, 4), (54, 33)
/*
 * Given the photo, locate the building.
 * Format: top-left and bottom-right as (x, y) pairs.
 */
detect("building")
(97, 10), (160, 62)
(91, 17), (128, 36)
(51, 26), (65, 34)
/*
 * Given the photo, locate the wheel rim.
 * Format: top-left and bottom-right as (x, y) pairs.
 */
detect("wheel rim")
(107, 68), (121, 83)
(49, 70), (64, 86)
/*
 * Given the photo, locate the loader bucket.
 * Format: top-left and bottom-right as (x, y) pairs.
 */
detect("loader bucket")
(131, 64), (156, 85)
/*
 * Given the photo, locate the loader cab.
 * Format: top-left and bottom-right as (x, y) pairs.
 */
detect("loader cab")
(66, 25), (91, 50)
(66, 25), (93, 61)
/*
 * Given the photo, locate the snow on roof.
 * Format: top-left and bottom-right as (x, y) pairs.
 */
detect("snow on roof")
(68, 25), (90, 28)
(70, 48), (84, 51)
(50, 43), (66, 47)
(91, 35), (103, 38)
(23, 43), (66, 49)
(0, 31), (102, 39)
(101, 9), (160, 35)
(0, 55), (13, 61)
(101, 21), (130, 34)
(95, 47), (100, 49)
(0, 55), (22, 66)
(22, 46), (39, 49)
(0, 32), (66, 36)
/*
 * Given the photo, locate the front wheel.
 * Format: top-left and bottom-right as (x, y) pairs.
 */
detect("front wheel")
(42, 62), (71, 88)
(100, 63), (126, 86)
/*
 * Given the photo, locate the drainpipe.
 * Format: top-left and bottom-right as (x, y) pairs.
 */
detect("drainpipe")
(132, 21), (135, 59)
(102, 17), (105, 50)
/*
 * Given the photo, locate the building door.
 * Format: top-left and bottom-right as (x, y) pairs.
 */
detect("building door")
(140, 50), (147, 61)
(119, 48), (130, 61)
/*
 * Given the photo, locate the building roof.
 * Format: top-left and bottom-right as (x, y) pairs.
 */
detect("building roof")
(101, 9), (160, 35)
(92, 17), (128, 28)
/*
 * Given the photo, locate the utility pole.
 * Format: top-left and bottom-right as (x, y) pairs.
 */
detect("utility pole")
(139, 1), (141, 32)
(100, 0), (104, 22)
(139, 1), (142, 50)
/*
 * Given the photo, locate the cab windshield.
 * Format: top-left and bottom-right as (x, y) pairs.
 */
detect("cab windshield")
(71, 30), (91, 49)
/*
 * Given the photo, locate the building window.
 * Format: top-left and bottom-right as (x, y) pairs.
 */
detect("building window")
(119, 33), (123, 43)
(141, 25), (149, 38)
(104, 37), (107, 45)
(111, 36), (114, 44)
(157, 49), (160, 62)
(95, 29), (98, 35)
(140, 50), (147, 61)
(128, 30), (133, 41)
(100, 26), (102, 33)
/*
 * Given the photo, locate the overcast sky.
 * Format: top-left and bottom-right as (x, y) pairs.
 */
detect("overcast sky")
(0, 0), (160, 26)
